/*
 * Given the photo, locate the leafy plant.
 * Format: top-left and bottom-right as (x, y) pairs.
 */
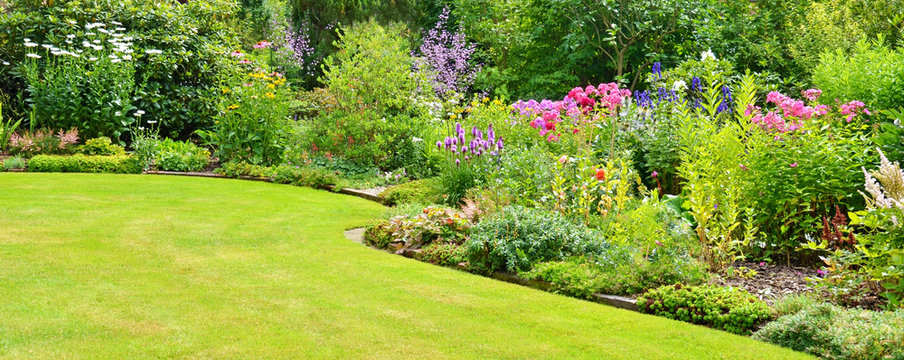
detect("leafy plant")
(8, 128), (79, 157)
(813, 38), (904, 112)
(380, 178), (444, 206)
(2, 156), (25, 170)
(0, 102), (23, 154)
(80, 137), (126, 156)
(753, 302), (904, 360)
(153, 138), (210, 172)
(637, 284), (773, 335)
(27, 154), (141, 174)
(465, 206), (615, 273)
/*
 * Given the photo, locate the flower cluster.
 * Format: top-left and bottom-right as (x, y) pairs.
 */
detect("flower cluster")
(802, 88), (822, 102)
(24, 22), (147, 63)
(766, 91), (828, 120)
(840, 100), (871, 122)
(415, 7), (480, 98)
(437, 122), (503, 166)
(512, 83), (631, 141)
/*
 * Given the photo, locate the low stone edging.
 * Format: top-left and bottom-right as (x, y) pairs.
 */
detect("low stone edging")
(343, 227), (639, 312)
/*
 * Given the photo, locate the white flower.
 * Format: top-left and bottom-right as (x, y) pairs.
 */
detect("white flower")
(26, 53), (41, 59)
(93, 39), (101, 44)
(115, 111), (122, 116)
(66, 34), (76, 39)
(701, 49), (716, 62)
(1, 61), (9, 66)
(134, 110), (145, 116)
(147, 120), (157, 124)
(111, 59), (121, 63)
(89, 57), (99, 61)
(24, 42), (38, 47)
(672, 80), (688, 92)
(85, 22), (105, 30)
(122, 55), (132, 60)
(412, 137), (423, 142)
(41, 44), (53, 49)
(67, 20), (77, 25)
(112, 21), (122, 26)
(145, 49), (163, 55)
(115, 27), (126, 31)
(24, 38), (31, 42)
(86, 32), (96, 36)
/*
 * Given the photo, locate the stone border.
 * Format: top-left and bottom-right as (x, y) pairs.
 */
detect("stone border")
(343, 227), (638, 312)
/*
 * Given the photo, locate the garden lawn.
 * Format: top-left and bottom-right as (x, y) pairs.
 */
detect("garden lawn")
(0, 173), (811, 359)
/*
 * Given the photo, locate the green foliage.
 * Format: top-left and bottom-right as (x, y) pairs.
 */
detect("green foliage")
(0, 102), (23, 153)
(380, 178), (443, 206)
(638, 284), (773, 335)
(152, 138), (210, 172)
(465, 206), (615, 273)
(0, 0), (244, 139)
(215, 161), (275, 178)
(271, 164), (339, 188)
(306, 20), (436, 169)
(753, 302), (904, 360)
(415, 242), (468, 267)
(695, 0), (810, 85)
(813, 39), (904, 112)
(522, 255), (707, 298)
(2, 156), (25, 170)
(80, 137), (126, 156)
(27, 154), (141, 174)
(22, 30), (137, 141)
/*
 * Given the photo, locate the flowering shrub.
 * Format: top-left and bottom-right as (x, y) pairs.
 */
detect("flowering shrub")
(414, 7), (480, 99)
(198, 67), (291, 165)
(437, 122), (504, 205)
(21, 24), (141, 140)
(511, 82), (631, 144)
(9, 128), (79, 157)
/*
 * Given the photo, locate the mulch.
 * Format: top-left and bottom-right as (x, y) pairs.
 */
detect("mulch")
(711, 262), (821, 304)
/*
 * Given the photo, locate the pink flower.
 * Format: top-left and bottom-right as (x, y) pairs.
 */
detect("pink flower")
(230, 51), (244, 57)
(239, 59), (251, 64)
(253, 41), (271, 49)
(790, 163), (798, 168)
(802, 89), (822, 102)
(651, 171), (658, 178)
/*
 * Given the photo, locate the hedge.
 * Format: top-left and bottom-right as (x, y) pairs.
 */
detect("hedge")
(27, 155), (142, 174)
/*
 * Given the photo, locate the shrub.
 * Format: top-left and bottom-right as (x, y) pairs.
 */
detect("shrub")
(364, 220), (395, 249)
(637, 284), (773, 335)
(8, 128), (79, 157)
(2, 156), (25, 170)
(80, 137), (126, 156)
(364, 206), (471, 251)
(380, 178), (443, 206)
(522, 254), (707, 298)
(306, 20), (436, 169)
(1, 0), (244, 139)
(415, 243), (468, 267)
(753, 302), (904, 360)
(27, 154), (141, 174)
(271, 165), (338, 188)
(813, 39), (904, 112)
(153, 138), (209, 172)
(215, 161), (274, 178)
(198, 68), (291, 166)
(465, 206), (614, 273)
(21, 26), (137, 140)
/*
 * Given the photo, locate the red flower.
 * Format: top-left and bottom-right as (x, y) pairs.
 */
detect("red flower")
(595, 168), (606, 181)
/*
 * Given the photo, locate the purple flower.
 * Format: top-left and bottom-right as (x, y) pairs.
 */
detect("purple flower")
(652, 62), (662, 79)
(414, 7), (480, 98)
(651, 171), (659, 178)
(817, 269), (827, 276)
(436, 141), (443, 149)
(759, 262), (765, 267)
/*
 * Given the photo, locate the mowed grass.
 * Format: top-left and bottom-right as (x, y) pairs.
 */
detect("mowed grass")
(0, 173), (811, 359)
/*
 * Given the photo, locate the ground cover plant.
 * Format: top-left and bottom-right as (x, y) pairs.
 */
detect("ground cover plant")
(0, 173), (810, 359)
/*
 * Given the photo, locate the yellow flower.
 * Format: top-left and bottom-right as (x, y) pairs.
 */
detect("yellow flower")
(267, 84), (275, 90)
(265, 92), (275, 99)
(493, 99), (503, 106)
(482, 97), (489, 103)
(222, 88), (231, 94)
(861, 125), (869, 130)
(228, 104), (239, 110)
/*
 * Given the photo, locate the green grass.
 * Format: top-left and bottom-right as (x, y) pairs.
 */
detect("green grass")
(0, 173), (812, 359)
